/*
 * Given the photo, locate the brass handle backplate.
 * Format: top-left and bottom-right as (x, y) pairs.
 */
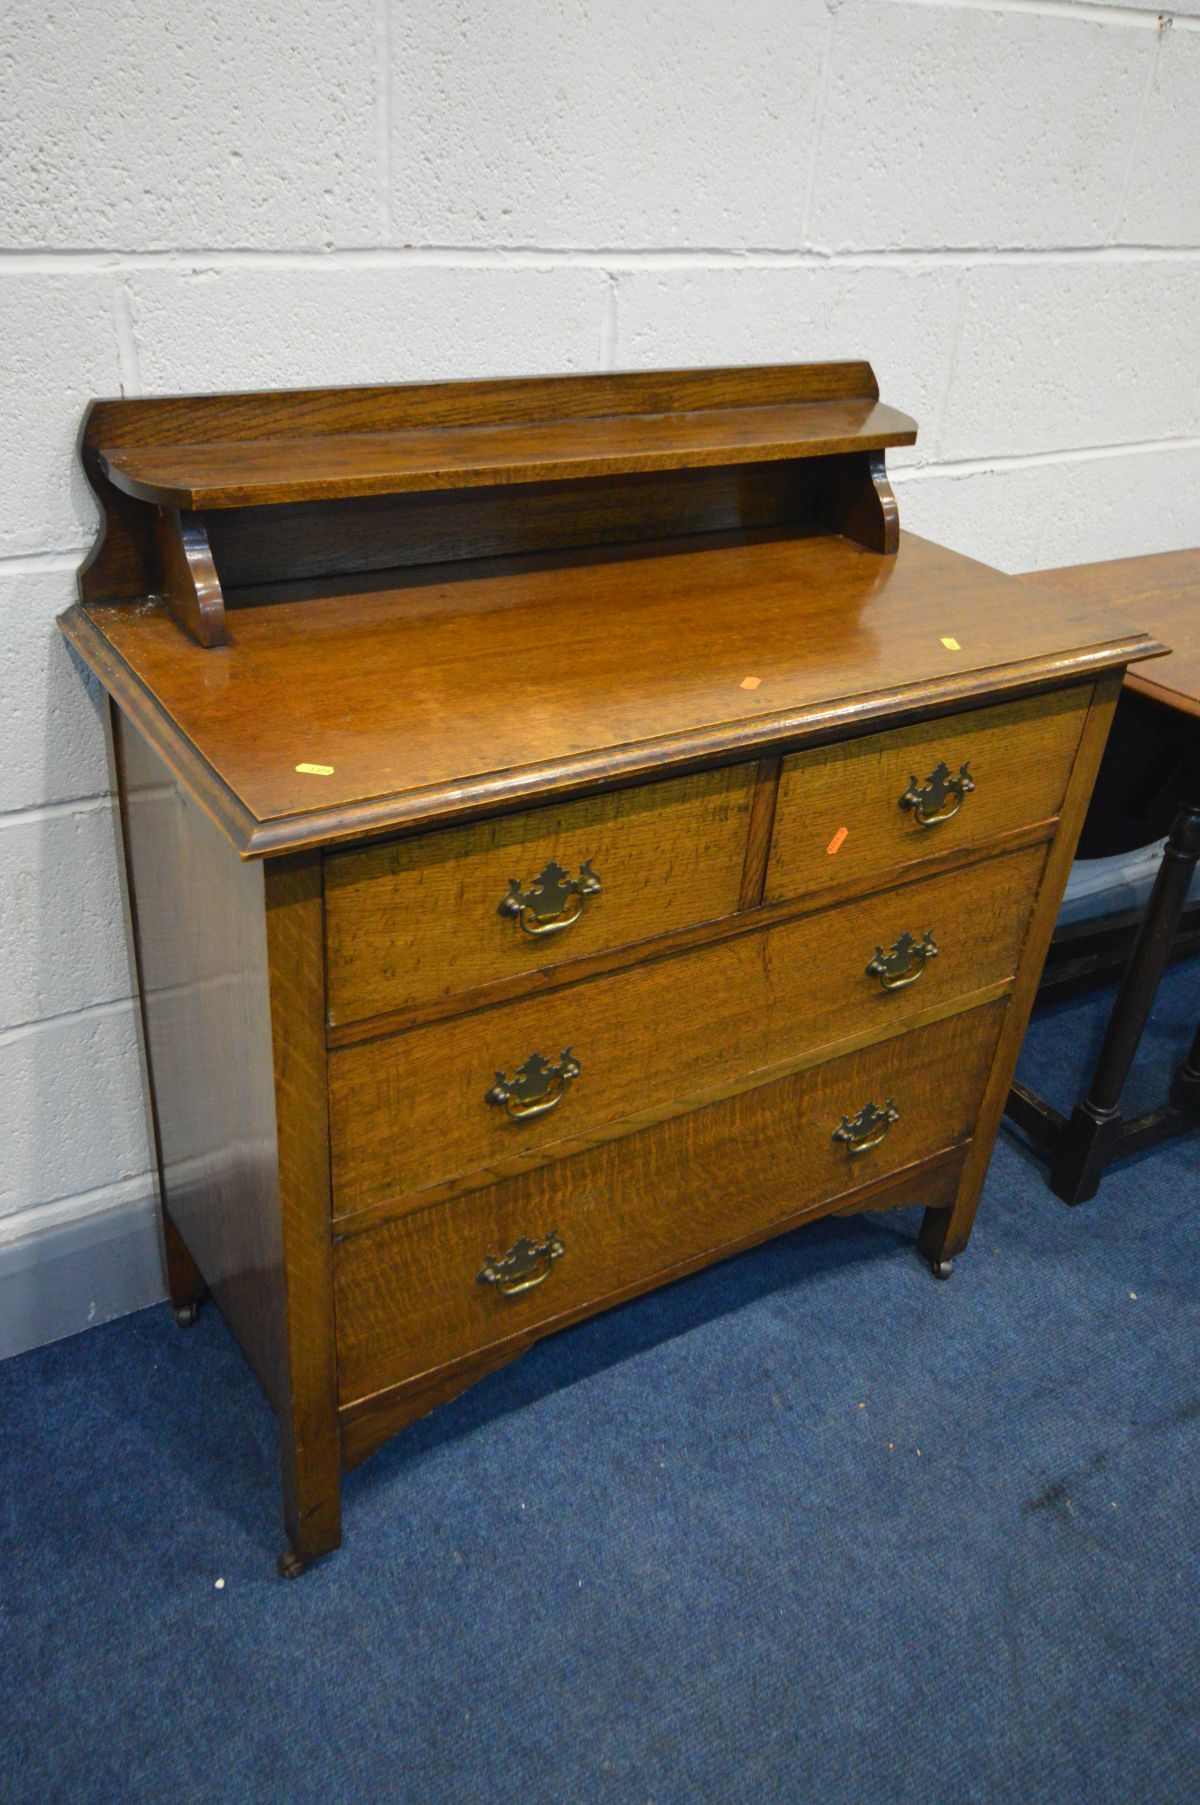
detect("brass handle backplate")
(866, 929), (939, 991)
(832, 1098), (900, 1155)
(486, 1048), (580, 1120)
(899, 761), (975, 827)
(477, 1230), (565, 1297)
(499, 859), (601, 937)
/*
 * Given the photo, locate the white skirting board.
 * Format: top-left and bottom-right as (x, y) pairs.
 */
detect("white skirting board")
(0, 1190), (166, 1361)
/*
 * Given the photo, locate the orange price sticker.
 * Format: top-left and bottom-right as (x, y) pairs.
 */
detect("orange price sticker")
(826, 826), (849, 856)
(739, 675), (761, 691)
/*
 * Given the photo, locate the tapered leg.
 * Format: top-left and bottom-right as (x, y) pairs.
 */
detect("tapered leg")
(111, 700), (211, 1331)
(1050, 785), (1200, 1205)
(266, 856), (343, 1576)
(277, 1404), (342, 1577)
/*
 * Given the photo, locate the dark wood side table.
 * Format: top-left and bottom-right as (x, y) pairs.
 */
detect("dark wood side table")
(1006, 550), (1200, 1203)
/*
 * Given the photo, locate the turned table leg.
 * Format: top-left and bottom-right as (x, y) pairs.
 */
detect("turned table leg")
(1050, 778), (1200, 1205)
(1169, 1017), (1200, 1116)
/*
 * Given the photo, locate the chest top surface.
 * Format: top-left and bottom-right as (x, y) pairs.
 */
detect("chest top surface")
(59, 363), (1164, 857)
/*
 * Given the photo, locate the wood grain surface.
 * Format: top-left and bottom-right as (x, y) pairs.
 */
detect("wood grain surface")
(1025, 549), (1200, 719)
(114, 718), (285, 1400)
(63, 529), (1161, 857)
(263, 855), (342, 1563)
(203, 462), (821, 592)
(77, 363), (889, 613)
(84, 362), (894, 503)
(328, 843), (1044, 1224)
(67, 368), (1157, 1556)
(325, 763), (755, 1024)
(333, 1004), (1005, 1409)
(98, 399), (919, 510)
(766, 685), (1089, 905)
(114, 722), (341, 1562)
(339, 1151), (968, 1467)
(85, 361), (888, 450)
(153, 506), (227, 648)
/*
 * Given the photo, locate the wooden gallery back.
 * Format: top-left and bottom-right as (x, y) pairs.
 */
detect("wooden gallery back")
(58, 363), (1162, 1572)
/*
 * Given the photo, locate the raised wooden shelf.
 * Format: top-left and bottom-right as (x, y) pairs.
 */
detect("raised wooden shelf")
(97, 398), (916, 511)
(63, 360), (1163, 858)
(76, 363), (914, 650)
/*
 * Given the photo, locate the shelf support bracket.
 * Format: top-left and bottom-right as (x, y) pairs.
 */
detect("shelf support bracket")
(154, 507), (227, 648)
(817, 449), (900, 556)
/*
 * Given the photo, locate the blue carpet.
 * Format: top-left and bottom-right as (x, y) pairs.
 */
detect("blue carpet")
(2, 960), (1198, 1805)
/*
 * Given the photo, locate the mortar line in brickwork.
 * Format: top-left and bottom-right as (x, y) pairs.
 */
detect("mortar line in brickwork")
(0, 793), (118, 831)
(2, 245), (1199, 273)
(894, 434), (1200, 482)
(0, 549), (88, 573)
(896, 0), (1196, 28)
(0, 993), (140, 1051)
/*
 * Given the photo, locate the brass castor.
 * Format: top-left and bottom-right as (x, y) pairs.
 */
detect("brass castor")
(930, 1258), (955, 1281)
(171, 1301), (201, 1327)
(277, 1548), (307, 1580)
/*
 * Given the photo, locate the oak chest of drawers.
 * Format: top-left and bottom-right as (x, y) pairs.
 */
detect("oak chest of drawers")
(59, 362), (1161, 1571)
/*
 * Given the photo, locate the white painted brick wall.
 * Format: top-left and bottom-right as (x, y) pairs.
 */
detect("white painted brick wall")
(127, 266), (608, 391)
(1120, 27), (1200, 243)
(0, 1004), (149, 1220)
(390, 1), (830, 247)
(938, 262), (1200, 459)
(810, 3), (1153, 251)
(0, 569), (112, 811)
(611, 265), (961, 465)
(0, 0), (1196, 1338)
(0, 1), (381, 250)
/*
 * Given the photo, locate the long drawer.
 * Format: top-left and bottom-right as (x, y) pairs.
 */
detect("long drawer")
(765, 685), (1089, 907)
(324, 762), (757, 1025)
(329, 843), (1044, 1225)
(333, 1002), (1006, 1407)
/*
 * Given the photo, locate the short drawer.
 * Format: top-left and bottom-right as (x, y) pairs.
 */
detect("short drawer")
(765, 686), (1089, 907)
(329, 842), (1044, 1225)
(333, 1002), (1005, 1407)
(324, 763), (757, 1026)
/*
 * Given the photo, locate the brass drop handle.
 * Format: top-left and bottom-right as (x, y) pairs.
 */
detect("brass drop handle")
(486, 1048), (580, 1120)
(866, 929), (938, 991)
(832, 1098), (900, 1155)
(499, 859), (601, 937)
(477, 1230), (565, 1297)
(899, 760), (975, 827)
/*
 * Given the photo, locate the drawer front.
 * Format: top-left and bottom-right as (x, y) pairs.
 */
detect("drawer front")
(325, 763), (757, 1025)
(765, 686), (1089, 907)
(329, 842), (1044, 1224)
(333, 1002), (1005, 1406)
